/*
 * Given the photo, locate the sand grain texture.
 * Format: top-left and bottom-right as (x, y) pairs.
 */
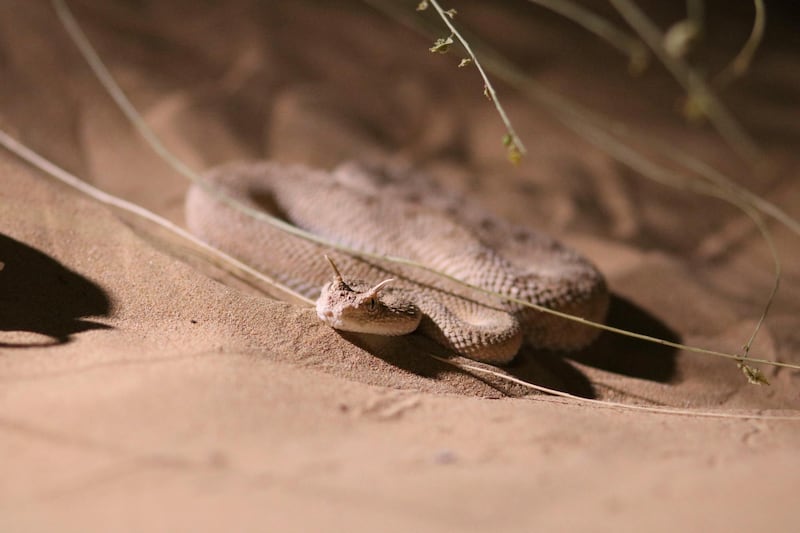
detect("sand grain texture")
(1, 1), (799, 531)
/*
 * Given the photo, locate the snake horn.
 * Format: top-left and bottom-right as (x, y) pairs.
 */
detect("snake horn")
(323, 254), (344, 283)
(366, 278), (395, 296)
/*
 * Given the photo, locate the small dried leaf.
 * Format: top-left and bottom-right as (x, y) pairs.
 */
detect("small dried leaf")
(507, 143), (522, 166)
(738, 362), (770, 386)
(664, 19), (700, 59)
(445, 8), (457, 18)
(458, 58), (472, 68)
(416, 1), (429, 11)
(429, 34), (454, 54)
(483, 85), (492, 101)
(502, 133), (513, 147)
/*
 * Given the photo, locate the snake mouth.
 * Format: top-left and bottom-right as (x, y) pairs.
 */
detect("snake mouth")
(316, 302), (420, 336)
(316, 303), (374, 333)
(317, 307), (345, 330)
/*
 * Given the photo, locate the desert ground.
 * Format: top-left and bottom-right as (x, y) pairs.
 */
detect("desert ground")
(1, 1), (799, 531)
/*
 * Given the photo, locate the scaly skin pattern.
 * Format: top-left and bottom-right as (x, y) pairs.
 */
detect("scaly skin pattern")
(185, 161), (609, 364)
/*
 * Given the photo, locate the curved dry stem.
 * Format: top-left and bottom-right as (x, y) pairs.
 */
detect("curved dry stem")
(426, 352), (800, 420)
(47, 0), (798, 373)
(424, 0), (526, 163)
(364, 0), (800, 237)
(4, 126), (798, 415)
(365, 0), (793, 373)
(714, 0), (766, 88)
(0, 129), (313, 309)
(524, 0), (649, 73)
(527, 95), (780, 378)
(609, 0), (761, 165)
(736, 204), (780, 359)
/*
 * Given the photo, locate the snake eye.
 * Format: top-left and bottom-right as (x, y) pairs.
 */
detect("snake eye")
(367, 298), (377, 312)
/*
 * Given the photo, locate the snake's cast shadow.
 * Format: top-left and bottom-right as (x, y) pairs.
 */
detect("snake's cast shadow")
(0, 233), (112, 347)
(339, 293), (678, 399)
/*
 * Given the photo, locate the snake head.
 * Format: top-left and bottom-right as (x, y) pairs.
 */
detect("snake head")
(315, 255), (421, 335)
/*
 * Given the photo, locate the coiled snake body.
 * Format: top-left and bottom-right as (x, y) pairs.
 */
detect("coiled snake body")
(186, 161), (609, 364)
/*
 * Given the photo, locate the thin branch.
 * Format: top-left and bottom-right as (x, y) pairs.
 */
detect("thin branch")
(426, 352), (800, 420)
(714, 0), (766, 88)
(2, 125), (797, 412)
(525, 0), (649, 73)
(365, 0), (800, 236)
(0, 128), (313, 308)
(425, 0), (526, 162)
(363, 0), (795, 375)
(47, 0), (798, 373)
(609, 0), (762, 165)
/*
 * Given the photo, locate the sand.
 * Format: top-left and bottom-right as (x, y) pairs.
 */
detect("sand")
(1, 1), (799, 531)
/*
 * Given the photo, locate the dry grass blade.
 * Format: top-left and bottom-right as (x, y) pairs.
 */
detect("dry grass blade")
(45, 0), (799, 374)
(426, 352), (800, 420)
(4, 127), (798, 419)
(0, 129), (313, 308)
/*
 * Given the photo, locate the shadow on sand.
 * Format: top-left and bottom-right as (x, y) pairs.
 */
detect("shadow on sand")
(0, 233), (112, 347)
(338, 293), (678, 399)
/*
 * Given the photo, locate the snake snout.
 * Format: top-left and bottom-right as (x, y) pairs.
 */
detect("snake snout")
(315, 299), (341, 328)
(317, 308), (337, 326)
